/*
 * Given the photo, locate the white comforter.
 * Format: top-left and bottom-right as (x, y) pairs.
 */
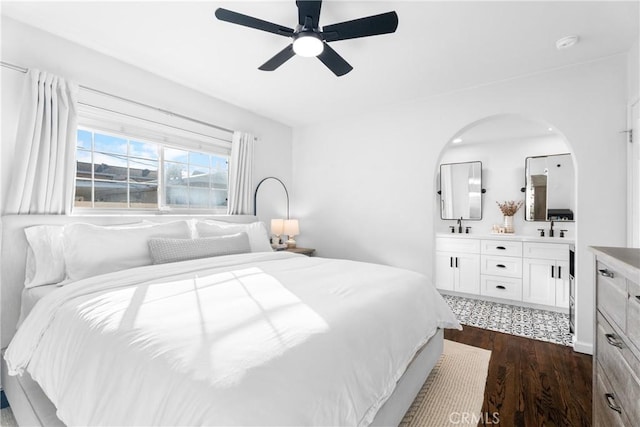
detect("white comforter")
(5, 252), (460, 426)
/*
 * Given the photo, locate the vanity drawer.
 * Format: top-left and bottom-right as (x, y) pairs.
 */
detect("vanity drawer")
(481, 255), (522, 278)
(523, 242), (569, 261)
(481, 240), (522, 257)
(595, 313), (640, 426)
(481, 275), (522, 301)
(594, 362), (632, 427)
(436, 237), (480, 254)
(597, 261), (628, 331)
(627, 278), (640, 354)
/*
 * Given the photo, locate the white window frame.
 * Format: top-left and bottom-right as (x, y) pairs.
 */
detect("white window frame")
(74, 105), (232, 215)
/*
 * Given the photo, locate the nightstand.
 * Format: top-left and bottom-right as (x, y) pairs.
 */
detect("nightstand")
(285, 247), (315, 256)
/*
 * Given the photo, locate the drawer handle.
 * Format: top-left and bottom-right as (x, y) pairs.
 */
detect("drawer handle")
(496, 246), (506, 250)
(496, 285), (506, 290)
(635, 295), (640, 303)
(605, 393), (622, 414)
(605, 333), (623, 349)
(598, 269), (614, 278)
(496, 264), (506, 268)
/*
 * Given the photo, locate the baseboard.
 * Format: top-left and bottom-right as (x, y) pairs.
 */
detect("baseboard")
(572, 339), (593, 355)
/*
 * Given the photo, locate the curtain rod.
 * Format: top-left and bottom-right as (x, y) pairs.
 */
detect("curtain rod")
(1, 60), (235, 135)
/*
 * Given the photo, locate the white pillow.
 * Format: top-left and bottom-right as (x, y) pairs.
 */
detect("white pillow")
(23, 222), (153, 287)
(63, 221), (191, 281)
(148, 233), (251, 265)
(24, 225), (66, 288)
(195, 220), (273, 252)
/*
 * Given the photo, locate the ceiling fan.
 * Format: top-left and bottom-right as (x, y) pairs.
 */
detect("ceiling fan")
(214, 1), (398, 76)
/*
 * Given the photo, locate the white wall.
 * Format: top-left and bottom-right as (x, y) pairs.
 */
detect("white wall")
(0, 17), (293, 214)
(292, 55), (629, 354)
(627, 37), (639, 247)
(437, 134), (575, 237)
(628, 37), (639, 103)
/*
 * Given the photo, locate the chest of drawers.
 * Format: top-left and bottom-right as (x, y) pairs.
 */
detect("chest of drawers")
(591, 247), (640, 426)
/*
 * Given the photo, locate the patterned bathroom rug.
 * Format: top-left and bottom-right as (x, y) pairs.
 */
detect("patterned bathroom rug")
(443, 294), (573, 346)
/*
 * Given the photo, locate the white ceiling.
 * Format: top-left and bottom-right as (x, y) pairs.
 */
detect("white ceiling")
(2, 1), (638, 128)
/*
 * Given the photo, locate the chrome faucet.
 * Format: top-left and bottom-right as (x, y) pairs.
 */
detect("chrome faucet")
(457, 217), (463, 233)
(549, 220), (555, 237)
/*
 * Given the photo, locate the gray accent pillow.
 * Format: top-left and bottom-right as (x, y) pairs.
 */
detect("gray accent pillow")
(148, 233), (251, 265)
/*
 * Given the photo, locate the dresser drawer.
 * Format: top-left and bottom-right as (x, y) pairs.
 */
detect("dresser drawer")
(594, 362), (632, 427)
(481, 275), (522, 301)
(597, 261), (628, 331)
(436, 237), (480, 254)
(596, 313), (640, 426)
(523, 242), (569, 261)
(481, 255), (522, 278)
(481, 240), (522, 257)
(626, 278), (640, 355)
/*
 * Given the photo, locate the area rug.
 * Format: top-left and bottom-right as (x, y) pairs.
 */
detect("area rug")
(400, 340), (491, 427)
(1, 341), (490, 427)
(442, 294), (573, 346)
(1, 406), (17, 426)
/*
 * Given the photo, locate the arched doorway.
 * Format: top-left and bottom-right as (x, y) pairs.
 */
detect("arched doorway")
(434, 114), (578, 348)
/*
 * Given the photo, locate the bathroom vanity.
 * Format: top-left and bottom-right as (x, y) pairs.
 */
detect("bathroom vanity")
(435, 233), (573, 311)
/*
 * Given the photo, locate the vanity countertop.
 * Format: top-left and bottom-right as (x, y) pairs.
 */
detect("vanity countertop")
(436, 232), (574, 244)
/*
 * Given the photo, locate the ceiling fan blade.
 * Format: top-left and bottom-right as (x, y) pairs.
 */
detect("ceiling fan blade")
(296, 0), (322, 28)
(317, 44), (353, 76)
(215, 8), (294, 37)
(258, 44), (296, 71)
(322, 11), (398, 42)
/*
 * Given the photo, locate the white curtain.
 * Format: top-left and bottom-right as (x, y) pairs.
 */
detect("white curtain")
(227, 131), (255, 215)
(5, 69), (78, 214)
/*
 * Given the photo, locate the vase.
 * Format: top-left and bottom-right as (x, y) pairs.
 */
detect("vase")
(503, 215), (514, 233)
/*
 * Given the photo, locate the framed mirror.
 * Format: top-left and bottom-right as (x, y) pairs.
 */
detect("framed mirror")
(439, 161), (483, 220)
(524, 154), (575, 221)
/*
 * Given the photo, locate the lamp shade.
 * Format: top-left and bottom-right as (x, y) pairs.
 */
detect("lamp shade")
(283, 219), (299, 237)
(271, 218), (284, 235)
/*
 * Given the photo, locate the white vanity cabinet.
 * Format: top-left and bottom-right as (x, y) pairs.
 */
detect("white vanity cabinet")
(522, 242), (570, 308)
(480, 239), (523, 301)
(435, 235), (571, 311)
(434, 237), (480, 294)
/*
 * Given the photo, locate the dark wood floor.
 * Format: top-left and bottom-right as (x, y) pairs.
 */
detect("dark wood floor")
(444, 326), (592, 427)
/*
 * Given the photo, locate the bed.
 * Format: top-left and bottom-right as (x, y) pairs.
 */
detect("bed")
(1, 214), (460, 426)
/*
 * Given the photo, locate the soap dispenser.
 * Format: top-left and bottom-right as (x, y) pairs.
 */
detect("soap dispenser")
(537, 228), (545, 237)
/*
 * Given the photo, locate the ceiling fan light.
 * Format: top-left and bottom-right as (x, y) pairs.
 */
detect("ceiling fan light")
(293, 34), (324, 57)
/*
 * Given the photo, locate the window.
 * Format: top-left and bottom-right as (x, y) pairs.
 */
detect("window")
(75, 128), (229, 212)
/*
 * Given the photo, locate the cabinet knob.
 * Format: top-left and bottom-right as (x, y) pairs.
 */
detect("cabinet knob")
(496, 246), (506, 250)
(605, 333), (623, 349)
(496, 264), (506, 269)
(598, 269), (614, 278)
(605, 393), (622, 414)
(495, 285), (506, 290)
